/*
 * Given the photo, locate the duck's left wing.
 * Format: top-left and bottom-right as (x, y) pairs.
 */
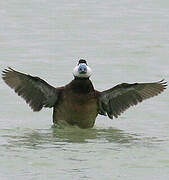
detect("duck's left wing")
(2, 67), (62, 111)
(97, 80), (167, 119)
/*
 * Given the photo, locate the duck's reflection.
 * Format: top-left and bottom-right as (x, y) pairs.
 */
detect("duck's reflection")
(1, 124), (139, 150)
(52, 124), (137, 144)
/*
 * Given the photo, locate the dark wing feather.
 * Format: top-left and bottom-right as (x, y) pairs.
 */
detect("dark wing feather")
(2, 67), (62, 111)
(98, 80), (167, 119)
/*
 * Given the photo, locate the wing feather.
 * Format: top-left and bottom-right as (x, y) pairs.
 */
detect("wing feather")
(2, 67), (62, 111)
(98, 80), (167, 119)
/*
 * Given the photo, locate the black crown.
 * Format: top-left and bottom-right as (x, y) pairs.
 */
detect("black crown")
(78, 59), (87, 65)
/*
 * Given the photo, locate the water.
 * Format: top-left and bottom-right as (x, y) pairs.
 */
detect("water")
(0, 0), (169, 179)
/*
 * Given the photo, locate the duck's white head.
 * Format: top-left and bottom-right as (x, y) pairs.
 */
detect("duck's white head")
(73, 59), (92, 78)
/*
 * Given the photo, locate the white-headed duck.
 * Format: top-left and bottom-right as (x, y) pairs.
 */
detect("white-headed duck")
(2, 59), (167, 128)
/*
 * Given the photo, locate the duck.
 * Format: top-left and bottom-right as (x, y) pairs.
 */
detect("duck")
(2, 59), (167, 128)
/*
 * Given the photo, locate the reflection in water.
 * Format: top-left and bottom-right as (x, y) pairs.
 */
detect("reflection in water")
(1, 124), (165, 152)
(52, 125), (137, 144)
(0, 125), (139, 150)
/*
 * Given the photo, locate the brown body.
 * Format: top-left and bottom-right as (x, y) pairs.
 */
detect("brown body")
(53, 79), (98, 128)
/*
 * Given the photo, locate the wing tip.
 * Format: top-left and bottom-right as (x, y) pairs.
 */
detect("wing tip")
(2, 67), (15, 78)
(158, 79), (167, 90)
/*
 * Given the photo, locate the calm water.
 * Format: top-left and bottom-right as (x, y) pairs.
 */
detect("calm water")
(0, 0), (169, 179)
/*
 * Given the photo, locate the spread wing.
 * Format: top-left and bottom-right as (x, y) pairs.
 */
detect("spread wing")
(2, 67), (62, 111)
(98, 80), (167, 119)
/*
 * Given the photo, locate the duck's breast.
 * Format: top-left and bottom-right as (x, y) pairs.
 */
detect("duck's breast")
(53, 91), (98, 128)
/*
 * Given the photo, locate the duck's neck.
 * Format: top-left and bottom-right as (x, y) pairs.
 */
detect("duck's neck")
(70, 77), (94, 94)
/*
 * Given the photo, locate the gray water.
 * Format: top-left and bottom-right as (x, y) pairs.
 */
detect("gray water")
(0, 0), (169, 179)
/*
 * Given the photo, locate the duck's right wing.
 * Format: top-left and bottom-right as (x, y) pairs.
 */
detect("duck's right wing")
(2, 67), (63, 111)
(97, 80), (167, 119)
